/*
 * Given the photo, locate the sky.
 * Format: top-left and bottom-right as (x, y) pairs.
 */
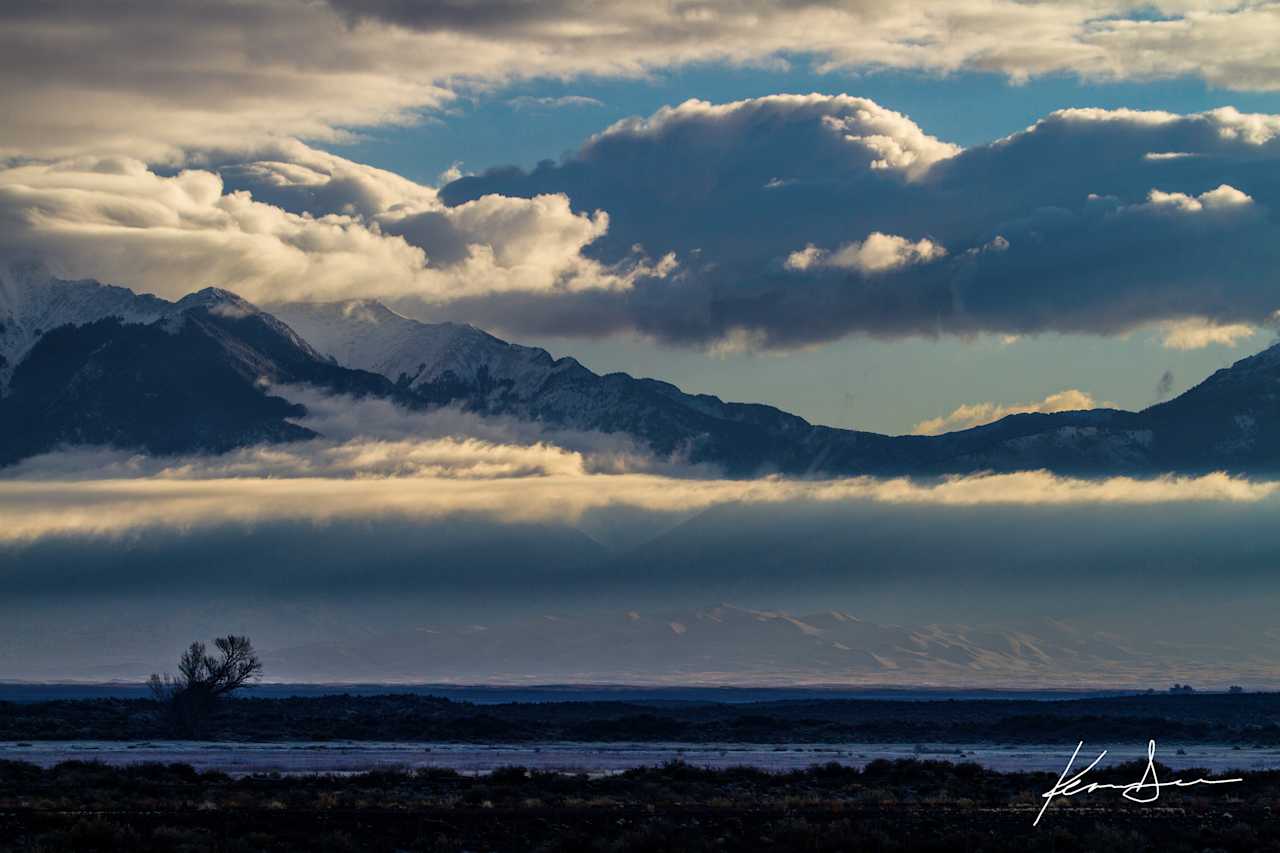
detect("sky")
(4, 1), (1280, 683)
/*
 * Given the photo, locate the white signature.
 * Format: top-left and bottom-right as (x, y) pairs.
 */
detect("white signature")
(1034, 739), (1243, 827)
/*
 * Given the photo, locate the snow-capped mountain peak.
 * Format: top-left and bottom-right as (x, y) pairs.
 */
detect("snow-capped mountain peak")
(0, 263), (169, 391)
(172, 286), (258, 317)
(270, 299), (567, 396)
(9, 274), (1280, 478)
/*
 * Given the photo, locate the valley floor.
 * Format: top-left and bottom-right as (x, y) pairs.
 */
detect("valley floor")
(0, 759), (1272, 852)
(6, 691), (1280, 745)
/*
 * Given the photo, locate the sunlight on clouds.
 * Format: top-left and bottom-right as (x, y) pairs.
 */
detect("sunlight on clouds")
(1, 438), (1275, 543)
(9, 3), (1280, 163)
(0, 153), (670, 305)
(785, 233), (946, 274)
(911, 390), (1110, 435)
(1140, 184), (1255, 215)
(434, 99), (1280, 349)
(597, 95), (961, 181)
(1159, 317), (1259, 350)
(6, 97), (1280, 351)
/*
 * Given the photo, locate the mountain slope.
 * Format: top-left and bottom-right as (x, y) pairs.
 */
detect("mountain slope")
(275, 300), (890, 474)
(0, 264), (169, 390)
(1142, 344), (1280, 471)
(0, 284), (405, 464)
(274, 299), (1199, 476)
(6, 273), (1280, 476)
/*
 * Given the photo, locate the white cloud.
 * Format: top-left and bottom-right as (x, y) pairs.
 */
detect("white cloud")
(911, 390), (1109, 435)
(7, 2), (1280, 165)
(1027, 105), (1280, 143)
(786, 232), (947, 273)
(596, 95), (961, 181)
(1139, 183), (1255, 214)
(2, 443), (1274, 544)
(0, 149), (672, 305)
(1159, 317), (1258, 350)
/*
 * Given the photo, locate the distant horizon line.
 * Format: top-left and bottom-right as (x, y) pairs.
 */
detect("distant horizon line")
(0, 680), (1249, 694)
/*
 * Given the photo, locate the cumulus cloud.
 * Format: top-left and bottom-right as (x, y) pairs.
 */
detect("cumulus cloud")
(436, 97), (1280, 349)
(5, 93), (1280, 351)
(911, 389), (1109, 435)
(1132, 183), (1257, 215)
(0, 145), (672, 305)
(1159, 317), (1258, 349)
(785, 232), (946, 273)
(591, 95), (961, 182)
(7, 2), (1280, 164)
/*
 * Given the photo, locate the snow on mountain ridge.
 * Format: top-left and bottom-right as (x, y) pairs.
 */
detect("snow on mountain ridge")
(0, 270), (332, 394)
(0, 265), (170, 391)
(270, 300), (576, 399)
(167, 287), (327, 362)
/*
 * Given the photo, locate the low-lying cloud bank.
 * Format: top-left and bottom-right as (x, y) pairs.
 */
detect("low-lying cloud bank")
(3, 435), (1275, 544)
(8, 404), (1280, 682)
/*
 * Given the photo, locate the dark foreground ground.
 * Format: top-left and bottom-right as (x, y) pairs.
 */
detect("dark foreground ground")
(4, 692), (1277, 850)
(4, 690), (1280, 743)
(0, 757), (1272, 852)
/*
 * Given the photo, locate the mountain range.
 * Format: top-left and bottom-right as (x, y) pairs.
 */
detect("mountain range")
(261, 602), (1280, 686)
(3, 265), (1279, 476)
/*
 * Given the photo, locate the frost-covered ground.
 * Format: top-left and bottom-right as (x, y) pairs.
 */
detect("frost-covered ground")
(3, 740), (1275, 776)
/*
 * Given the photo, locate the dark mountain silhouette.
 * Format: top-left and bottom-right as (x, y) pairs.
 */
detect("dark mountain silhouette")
(0, 287), (408, 464)
(3, 271), (1280, 476)
(277, 298), (1280, 477)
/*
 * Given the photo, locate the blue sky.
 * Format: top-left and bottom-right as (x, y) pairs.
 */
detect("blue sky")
(332, 65), (1280, 184)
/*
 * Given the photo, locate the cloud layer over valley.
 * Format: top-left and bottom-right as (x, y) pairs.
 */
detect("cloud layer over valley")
(3, 386), (1277, 544)
(6, 418), (1280, 684)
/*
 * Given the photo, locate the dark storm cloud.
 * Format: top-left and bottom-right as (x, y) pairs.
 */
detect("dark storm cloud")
(5, 485), (1280, 612)
(436, 97), (1280, 350)
(0, 516), (606, 603)
(6, 495), (1280, 682)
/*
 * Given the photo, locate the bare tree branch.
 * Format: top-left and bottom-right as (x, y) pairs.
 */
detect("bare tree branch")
(152, 635), (264, 736)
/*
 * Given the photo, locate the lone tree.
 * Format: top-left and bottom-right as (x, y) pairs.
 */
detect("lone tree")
(149, 635), (263, 737)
